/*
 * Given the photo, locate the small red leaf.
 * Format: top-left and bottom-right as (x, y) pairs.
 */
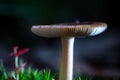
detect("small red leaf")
(16, 48), (29, 57)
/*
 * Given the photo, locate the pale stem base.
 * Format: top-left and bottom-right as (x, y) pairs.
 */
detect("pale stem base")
(59, 37), (75, 80)
(15, 57), (19, 80)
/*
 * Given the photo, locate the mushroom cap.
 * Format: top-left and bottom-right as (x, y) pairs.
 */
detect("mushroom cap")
(31, 22), (107, 37)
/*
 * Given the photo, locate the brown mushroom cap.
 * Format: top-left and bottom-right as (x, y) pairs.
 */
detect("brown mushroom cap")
(31, 22), (107, 37)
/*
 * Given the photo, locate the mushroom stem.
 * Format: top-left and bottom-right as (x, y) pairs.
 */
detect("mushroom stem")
(59, 37), (75, 80)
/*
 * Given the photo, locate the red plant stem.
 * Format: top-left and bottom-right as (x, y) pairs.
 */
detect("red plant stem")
(16, 62), (27, 74)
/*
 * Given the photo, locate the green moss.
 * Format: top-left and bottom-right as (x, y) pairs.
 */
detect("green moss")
(0, 60), (119, 80)
(0, 60), (55, 80)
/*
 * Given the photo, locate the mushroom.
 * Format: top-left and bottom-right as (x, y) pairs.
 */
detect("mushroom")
(31, 22), (107, 80)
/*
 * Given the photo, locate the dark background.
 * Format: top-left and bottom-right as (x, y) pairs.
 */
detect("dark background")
(0, 0), (120, 78)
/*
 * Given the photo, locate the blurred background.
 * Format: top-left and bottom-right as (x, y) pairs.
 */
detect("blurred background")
(0, 0), (120, 79)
